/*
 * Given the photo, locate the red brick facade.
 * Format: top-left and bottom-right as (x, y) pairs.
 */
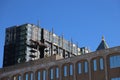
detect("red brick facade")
(0, 46), (120, 80)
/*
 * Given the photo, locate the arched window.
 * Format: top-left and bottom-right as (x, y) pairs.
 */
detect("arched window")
(25, 73), (29, 80)
(43, 70), (46, 80)
(78, 62), (82, 74)
(84, 61), (88, 73)
(64, 65), (67, 77)
(37, 71), (41, 80)
(70, 64), (73, 76)
(50, 68), (54, 80)
(49, 66), (59, 80)
(55, 67), (59, 78)
(30, 73), (33, 80)
(93, 59), (97, 71)
(63, 63), (73, 77)
(77, 60), (88, 74)
(109, 54), (120, 68)
(99, 58), (104, 70)
(24, 72), (34, 80)
(36, 69), (46, 80)
(92, 57), (104, 71)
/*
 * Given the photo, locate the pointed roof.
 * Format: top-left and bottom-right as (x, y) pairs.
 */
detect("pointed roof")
(96, 36), (109, 51)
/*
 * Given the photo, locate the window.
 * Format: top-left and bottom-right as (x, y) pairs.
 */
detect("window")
(73, 44), (77, 54)
(70, 64), (73, 75)
(56, 67), (59, 78)
(25, 73), (29, 80)
(93, 59), (97, 71)
(18, 75), (21, 80)
(49, 67), (59, 79)
(84, 61), (88, 73)
(100, 58), (104, 70)
(59, 37), (63, 47)
(27, 27), (32, 33)
(110, 55), (120, 68)
(30, 73), (33, 80)
(49, 32), (53, 42)
(111, 77), (120, 80)
(44, 30), (50, 41)
(63, 39), (69, 50)
(37, 71), (41, 80)
(78, 62), (82, 74)
(64, 66), (67, 76)
(43, 70), (46, 80)
(59, 49), (63, 57)
(50, 69), (54, 80)
(53, 34), (59, 45)
(25, 72), (33, 80)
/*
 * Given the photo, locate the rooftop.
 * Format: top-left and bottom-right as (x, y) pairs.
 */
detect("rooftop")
(96, 36), (109, 51)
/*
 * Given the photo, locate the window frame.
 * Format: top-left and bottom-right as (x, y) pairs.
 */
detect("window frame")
(78, 62), (82, 74)
(109, 54), (120, 68)
(70, 64), (73, 76)
(84, 61), (88, 73)
(24, 72), (34, 80)
(63, 65), (67, 77)
(99, 57), (104, 70)
(93, 59), (97, 71)
(56, 67), (59, 78)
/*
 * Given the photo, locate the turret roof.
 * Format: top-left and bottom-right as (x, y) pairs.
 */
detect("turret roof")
(96, 36), (109, 51)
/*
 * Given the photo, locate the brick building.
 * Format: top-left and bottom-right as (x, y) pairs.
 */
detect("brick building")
(0, 38), (120, 80)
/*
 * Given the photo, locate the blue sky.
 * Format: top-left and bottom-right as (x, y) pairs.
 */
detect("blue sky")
(0, 0), (120, 68)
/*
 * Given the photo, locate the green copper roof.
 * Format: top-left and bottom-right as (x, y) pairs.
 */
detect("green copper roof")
(96, 36), (109, 51)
